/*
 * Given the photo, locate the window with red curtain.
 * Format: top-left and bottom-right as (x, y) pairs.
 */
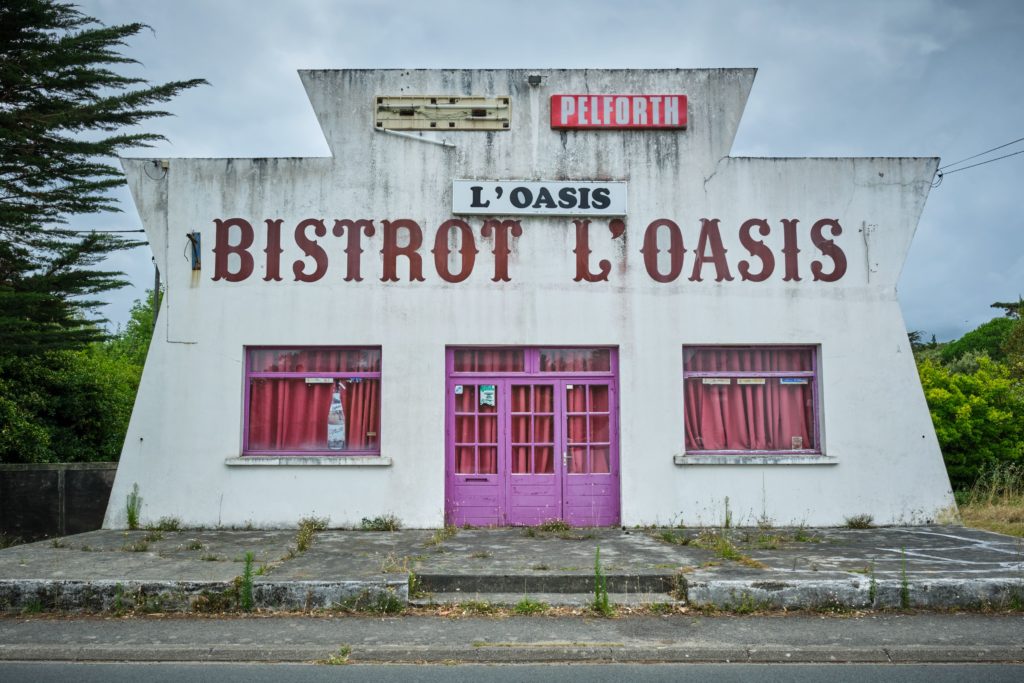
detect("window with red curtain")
(683, 346), (819, 454)
(245, 348), (381, 455)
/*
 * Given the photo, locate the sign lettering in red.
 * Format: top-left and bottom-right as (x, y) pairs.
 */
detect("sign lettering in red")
(550, 94), (687, 129)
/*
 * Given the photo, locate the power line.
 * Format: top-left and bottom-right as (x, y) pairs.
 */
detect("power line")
(940, 148), (1024, 176)
(938, 136), (1024, 171)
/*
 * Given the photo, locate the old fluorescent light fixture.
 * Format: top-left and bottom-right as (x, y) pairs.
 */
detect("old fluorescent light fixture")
(375, 96), (511, 131)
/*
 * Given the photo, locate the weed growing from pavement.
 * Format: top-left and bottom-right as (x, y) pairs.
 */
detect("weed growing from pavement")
(239, 551), (255, 612)
(513, 596), (549, 615)
(845, 514), (875, 529)
(121, 539), (149, 552)
(592, 546), (613, 617)
(125, 483), (142, 530)
(295, 516), (329, 552)
(470, 550), (492, 559)
(538, 519), (571, 533)
(359, 514), (400, 531)
(50, 538), (67, 548)
(868, 561), (877, 605)
(20, 598), (42, 615)
(408, 570), (425, 599)
(185, 539), (203, 551)
(424, 525), (458, 546)
(381, 553), (412, 574)
(319, 645), (352, 665)
(148, 517), (182, 532)
(723, 497), (732, 529)
(143, 530), (163, 543)
(457, 599), (497, 615)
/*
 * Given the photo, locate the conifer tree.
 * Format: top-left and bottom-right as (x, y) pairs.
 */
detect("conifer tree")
(0, 0), (204, 356)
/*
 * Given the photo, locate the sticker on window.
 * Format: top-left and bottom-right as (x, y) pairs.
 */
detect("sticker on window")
(791, 436), (804, 449)
(702, 378), (731, 385)
(780, 378), (808, 385)
(454, 385), (464, 395)
(737, 378), (766, 385)
(479, 384), (496, 406)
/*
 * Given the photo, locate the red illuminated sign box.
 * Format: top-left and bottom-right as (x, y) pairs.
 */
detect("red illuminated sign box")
(550, 94), (687, 129)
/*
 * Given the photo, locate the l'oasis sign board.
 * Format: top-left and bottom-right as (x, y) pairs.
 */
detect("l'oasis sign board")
(452, 180), (627, 216)
(550, 94), (687, 129)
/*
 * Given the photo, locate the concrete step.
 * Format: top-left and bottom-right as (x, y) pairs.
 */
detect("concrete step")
(414, 572), (677, 595)
(410, 592), (682, 607)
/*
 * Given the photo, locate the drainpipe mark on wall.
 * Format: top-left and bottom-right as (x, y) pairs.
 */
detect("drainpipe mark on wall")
(860, 221), (877, 282)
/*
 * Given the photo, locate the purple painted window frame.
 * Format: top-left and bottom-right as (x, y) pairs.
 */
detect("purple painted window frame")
(682, 345), (822, 456)
(241, 345), (382, 457)
(447, 347), (618, 378)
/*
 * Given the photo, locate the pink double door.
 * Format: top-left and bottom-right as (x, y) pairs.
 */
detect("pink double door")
(445, 377), (620, 527)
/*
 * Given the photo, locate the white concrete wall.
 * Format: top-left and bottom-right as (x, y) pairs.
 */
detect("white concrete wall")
(104, 69), (954, 529)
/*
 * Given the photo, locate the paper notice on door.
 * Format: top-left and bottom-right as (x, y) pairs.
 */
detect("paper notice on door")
(702, 378), (731, 385)
(480, 385), (496, 406)
(737, 378), (765, 385)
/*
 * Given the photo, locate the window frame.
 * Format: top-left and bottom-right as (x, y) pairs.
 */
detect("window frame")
(447, 347), (617, 378)
(242, 345), (382, 457)
(682, 345), (822, 456)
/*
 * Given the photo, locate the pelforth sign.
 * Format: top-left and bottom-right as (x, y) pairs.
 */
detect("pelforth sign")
(550, 94), (687, 129)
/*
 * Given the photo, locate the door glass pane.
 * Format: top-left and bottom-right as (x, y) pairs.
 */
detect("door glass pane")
(454, 349), (525, 372)
(512, 446), (530, 474)
(478, 415), (498, 444)
(455, 416), (475, 444)
(567, 446), (587, 474)
(567, 416), (587, 444)
(534, 415), (554, 443)
(454, 385), (475, 412)
(589, 385), (609, 412)
(590, 415), (609, 442)
(511, 416), (530, 443)
(512, 385), (530, 411)
(478, 446), (497, 474)
(534, 385), (554, 412)
(534, 446), (554, 474)
(456, 446), (474, 473)
(566, 385), (587, 411)
(539, 348), (611, 372)
(591, 446), (610, 474)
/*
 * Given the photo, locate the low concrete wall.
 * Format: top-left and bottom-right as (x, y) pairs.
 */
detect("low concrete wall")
(0, 463), (117, 542)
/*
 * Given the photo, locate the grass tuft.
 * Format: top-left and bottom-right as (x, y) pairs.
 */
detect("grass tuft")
(844, 514), (875, 529)
(360, 514), (401, 531)
(959, 463), (1024, 537)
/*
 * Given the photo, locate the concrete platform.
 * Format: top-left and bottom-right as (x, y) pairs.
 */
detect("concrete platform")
(0, 525), (1021, 613)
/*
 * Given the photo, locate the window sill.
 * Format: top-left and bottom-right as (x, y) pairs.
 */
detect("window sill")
(226, 456), (392, 467)
(674, 454), (839, 466)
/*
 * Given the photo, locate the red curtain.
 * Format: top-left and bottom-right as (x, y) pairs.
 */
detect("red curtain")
(509, 385), (555, 474)
(539, 349), (610, 372)
(454, 349), (524, 372)
(250, 348), (380, 373)
(684, 349), (814, 452)
(248, 378), (380, 452)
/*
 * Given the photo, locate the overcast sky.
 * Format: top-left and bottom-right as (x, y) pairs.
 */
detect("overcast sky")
(77, 0), (1023, 340)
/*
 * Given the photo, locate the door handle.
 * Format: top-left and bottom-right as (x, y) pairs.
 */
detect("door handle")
(562, 451), (568, 466)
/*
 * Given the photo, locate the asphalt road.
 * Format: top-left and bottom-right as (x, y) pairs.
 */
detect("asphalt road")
(1, 663), (1024, 683)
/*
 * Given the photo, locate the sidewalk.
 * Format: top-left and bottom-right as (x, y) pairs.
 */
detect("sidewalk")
(1, 525), (1022, 613)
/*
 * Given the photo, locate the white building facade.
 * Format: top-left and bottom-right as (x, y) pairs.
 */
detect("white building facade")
(104, 68), (955, 529)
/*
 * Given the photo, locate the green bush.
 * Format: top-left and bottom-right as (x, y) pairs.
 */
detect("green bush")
(940, 317), (1016, 364)
(918, 356), (1024, 489)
